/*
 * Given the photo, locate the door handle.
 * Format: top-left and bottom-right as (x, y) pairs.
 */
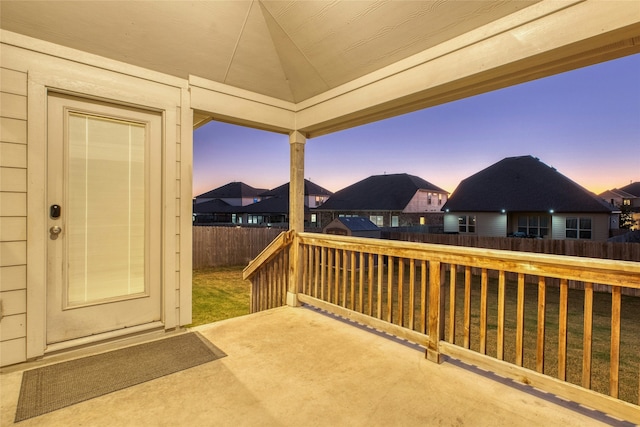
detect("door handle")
(50, 226), (62, 236)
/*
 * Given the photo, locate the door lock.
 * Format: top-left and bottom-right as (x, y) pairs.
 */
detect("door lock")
(50, 226), (62, 236)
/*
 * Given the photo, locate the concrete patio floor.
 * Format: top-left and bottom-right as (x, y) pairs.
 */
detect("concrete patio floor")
(0, 305), (630, 426)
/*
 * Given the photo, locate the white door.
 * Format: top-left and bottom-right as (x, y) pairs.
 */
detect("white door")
(46, 93), (162, 345)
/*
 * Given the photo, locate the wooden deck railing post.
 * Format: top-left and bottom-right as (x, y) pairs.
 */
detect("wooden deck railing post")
(287, 130), (306, 307)
(426, 261), (443, 363)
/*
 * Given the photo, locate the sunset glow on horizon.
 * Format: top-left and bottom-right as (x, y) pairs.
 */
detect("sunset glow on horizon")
(194, 54), (640, 198)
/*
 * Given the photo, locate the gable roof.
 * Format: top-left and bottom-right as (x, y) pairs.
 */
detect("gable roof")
(599, 188), (637, 199)
(442, 155), (615, 213)
(317, 173), (446, 211)
(619, 182), (640, 197)
(241, 195), (309, 214)
(195, 182), (267, 199)
(259, 179), (333, 198)
(193, 199), (232, 214)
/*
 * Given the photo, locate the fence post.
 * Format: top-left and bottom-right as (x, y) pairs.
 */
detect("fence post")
(426, 260), (443, 363)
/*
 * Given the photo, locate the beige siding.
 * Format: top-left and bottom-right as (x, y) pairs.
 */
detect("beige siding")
(552, 214), (611, 242)
(0, 67), (27, 366)
(404, 190), (447, 213)
(476, 212), (507, 237)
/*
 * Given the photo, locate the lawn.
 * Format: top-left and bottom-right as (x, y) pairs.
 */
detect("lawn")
(189, 266), (250, 326)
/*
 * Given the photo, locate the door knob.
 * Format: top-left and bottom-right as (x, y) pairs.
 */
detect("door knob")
(50, 226), (62, 235)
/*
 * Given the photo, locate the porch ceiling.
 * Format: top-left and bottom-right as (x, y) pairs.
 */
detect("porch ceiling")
(0, 0), (538, 103)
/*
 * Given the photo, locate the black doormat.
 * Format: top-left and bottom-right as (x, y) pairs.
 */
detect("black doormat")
(15, 332), (226, 422)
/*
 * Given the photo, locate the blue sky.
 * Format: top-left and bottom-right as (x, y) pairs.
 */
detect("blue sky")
(193, 53), (640, 197)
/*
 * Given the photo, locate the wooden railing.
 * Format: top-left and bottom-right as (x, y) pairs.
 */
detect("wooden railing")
(243, 231), (293, 313)
(244, 232), (640, 423)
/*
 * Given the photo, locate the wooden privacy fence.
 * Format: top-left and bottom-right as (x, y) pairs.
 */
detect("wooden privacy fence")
(244, 232), (640, 423)
(192, 226), (285, 269)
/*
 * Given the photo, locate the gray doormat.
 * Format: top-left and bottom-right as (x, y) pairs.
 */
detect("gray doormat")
(15, 332), (226, 422)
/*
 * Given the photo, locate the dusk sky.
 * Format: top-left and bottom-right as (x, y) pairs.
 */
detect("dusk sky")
(193, 53), (640, 198)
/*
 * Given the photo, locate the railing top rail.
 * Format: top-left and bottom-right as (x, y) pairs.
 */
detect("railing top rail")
(298, 232), (640, 289)
(243, 230), (294, 280)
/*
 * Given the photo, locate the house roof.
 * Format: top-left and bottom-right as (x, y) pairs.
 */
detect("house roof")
(442, 155), (615, 214)
(619, 182), (640, 197)
(260, 180), (333, 198)
(316, 173), (446, 211)
(193, 199), (233, 214)
(241, 196), (309, 214)
(331, 217), (379, 232)
(599, 188), (637, 199)
(195, 182), (267, 200)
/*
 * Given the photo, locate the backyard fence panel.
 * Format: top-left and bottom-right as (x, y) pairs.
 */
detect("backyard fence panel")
(192, 226), (285, 269)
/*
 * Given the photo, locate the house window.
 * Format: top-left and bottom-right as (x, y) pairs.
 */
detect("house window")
(458, 215), (476, 233)
(438, 194), (442, 205)
(248, 215), (263, 224)
(311, 213), (317, 223)
(370, 215), (384, 227)
(391, 216), (399, 227)
(315, 196), (326, 206)
(232, 213), (237, 224)
(419, 217), (425, 225)
(566, 217), (592, 239)
(427, 193), (432, 205)
(623, 199), (631, 206)
(517, 215), (549, 237)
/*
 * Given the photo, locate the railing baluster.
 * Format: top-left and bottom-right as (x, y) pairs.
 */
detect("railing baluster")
(536, 276), (546, 373)
(421, 260), (428, 335)
(359, 252), (365, 313)
(610, 285), (621, 398)
(327, 248), (334, 303)
(377, 254), (383, 319)
(320, 247), (326, 301)
(558, 278), (569, 381)
(368, 253), (374, 316)
(334, 249), (341, 305)
(426, 260), (442, 363)
(497, 270), (505, 360)
(447, 264), (456, 343)
(350, 251), (356, 310)
(480, 268), (488, 355)
(387, 256), (394, 323)
(398, 258), (404, 327)
(409, 258), (415, 331)
(314, 246), (319, 298)
(516, 273), (525, 367)
(463, 266), (471, 349)
(582, 282), (593, 389)
(342, 250), (348, 307)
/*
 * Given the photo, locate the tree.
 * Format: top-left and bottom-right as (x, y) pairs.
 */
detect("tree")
(618, 203), (635, 229)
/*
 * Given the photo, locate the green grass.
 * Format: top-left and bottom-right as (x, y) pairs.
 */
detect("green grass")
(189, 266), (250, 326)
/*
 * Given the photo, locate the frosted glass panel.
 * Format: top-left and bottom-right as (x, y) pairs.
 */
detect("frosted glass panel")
(67, 113), (146, 305)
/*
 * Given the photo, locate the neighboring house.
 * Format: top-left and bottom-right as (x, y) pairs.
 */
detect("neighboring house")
(600, 182), (640, 230)
(323, 217), (381, 238)
(315, 173), (448, 229)
(442, 155), (618, 241)
(192, 199), (234, 225)
(196, 179), (332, 227)
(194, 182), (267, 207)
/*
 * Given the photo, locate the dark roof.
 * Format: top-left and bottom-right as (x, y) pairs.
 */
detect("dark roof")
(619, 182), (640, 197)
(316, 173), (446, 211)
(442, 155), (615, 213)
(259, 179), (333, 198)
(193, 199), (232, 213)
(241, 196), (309, 214)
(195, 182), (266, 199)
(333, 217), (379, 231)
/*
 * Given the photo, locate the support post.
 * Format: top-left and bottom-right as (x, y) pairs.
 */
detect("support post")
(287, 131), (306, 306)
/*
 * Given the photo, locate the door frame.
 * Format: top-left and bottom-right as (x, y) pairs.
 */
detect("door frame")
(25, 65), (190, 360)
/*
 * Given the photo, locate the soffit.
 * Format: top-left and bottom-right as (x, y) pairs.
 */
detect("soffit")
(0, 0), (540, 103)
